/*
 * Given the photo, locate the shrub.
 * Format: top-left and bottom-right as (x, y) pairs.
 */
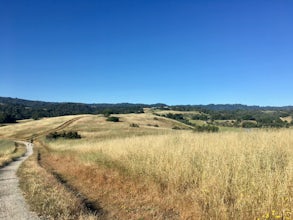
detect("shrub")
(102, 110), (112, 117)
(65, 131), (81, 139)
(147, 124), (159, 127)
(130, 123), (139, 128)
(191, 114), (209, 121)
(106, 116), (119, 122)
(46, 131), (81, 140)
(242, 121), (258, 128)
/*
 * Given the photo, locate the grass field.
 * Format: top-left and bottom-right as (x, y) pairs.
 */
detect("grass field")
(0, 140), (15, 156)
(0, 115), (80, 140)
(17, 148), (97, 220)
(2, 114), (293, 219)
(0, 140), (27, 167)
(44, 129), (293, 219)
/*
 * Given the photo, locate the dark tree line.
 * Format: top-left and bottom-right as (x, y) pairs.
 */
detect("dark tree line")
(0, 112), (17, 123)
(170, 104), (293, 111)
(1, 97), (292, 129)
(0, 97), (149, 122)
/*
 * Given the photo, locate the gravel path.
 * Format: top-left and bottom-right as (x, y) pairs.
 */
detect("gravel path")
(0, 142), (39, 220)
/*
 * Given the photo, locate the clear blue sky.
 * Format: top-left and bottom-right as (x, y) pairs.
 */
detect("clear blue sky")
(1, 0), (292, 106)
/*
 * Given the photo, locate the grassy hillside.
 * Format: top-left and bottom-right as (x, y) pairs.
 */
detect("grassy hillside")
(0, 115), (81, 140)
(3, 113), (293, 219)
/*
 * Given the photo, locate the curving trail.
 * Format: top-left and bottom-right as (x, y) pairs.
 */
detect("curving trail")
(0, 142), (39, 220)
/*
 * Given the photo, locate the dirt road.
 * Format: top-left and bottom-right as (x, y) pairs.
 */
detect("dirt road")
(0, 142), (39, 220)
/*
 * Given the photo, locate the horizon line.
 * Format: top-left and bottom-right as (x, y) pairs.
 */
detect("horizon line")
(1, 96), (293, 108)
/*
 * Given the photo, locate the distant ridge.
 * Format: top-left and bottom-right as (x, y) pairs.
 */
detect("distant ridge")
(0, 97), (164, 108)
(0, 96), (292, 111)
(194, 104), (293, 111)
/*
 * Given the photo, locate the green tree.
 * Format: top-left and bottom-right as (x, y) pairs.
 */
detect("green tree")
(106, 116), (119, 122)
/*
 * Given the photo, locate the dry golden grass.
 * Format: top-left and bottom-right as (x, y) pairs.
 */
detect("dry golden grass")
(0, 115), (81, 140)
(17, 144), (98, 220)
(41, 151), (188, 219)
(11, 114), (186, 219)
(281, 116), (292, 123)
(0, 140), (26, 167)
(64, 114), (189, 140)
(0, 139), (15, 155)
(0, 113), (187, 141)
(5, 113), (293, 219)
(45, 128), (293, 219)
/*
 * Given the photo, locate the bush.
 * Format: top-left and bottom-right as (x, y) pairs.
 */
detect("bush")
(106, 116), (119, 122)
(191, 114), (209, 121)
(130, 123), (139, 128)
(102, 109), (112, 117)
(46, 131), (81, 140)
(65, 131), (82, 139)
(242, 121), (258, 128)
(147, 124), (159, 127)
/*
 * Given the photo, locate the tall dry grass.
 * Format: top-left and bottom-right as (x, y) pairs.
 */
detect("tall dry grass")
(0, 140), (26, 167)
(17, 145), (98, 220)
(0, 139), (15, 155)
(47, 129), (293, 219)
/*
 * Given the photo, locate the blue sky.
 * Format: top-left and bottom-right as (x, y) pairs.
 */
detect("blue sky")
(0, 0), (292, 105)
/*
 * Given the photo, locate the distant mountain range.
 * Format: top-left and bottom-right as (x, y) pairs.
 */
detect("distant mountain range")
(1, 96), (293, 111)
(191, 104), (293, 111)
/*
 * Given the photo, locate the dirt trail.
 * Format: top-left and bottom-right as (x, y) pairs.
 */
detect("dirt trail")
(0, 142), (39, 220)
